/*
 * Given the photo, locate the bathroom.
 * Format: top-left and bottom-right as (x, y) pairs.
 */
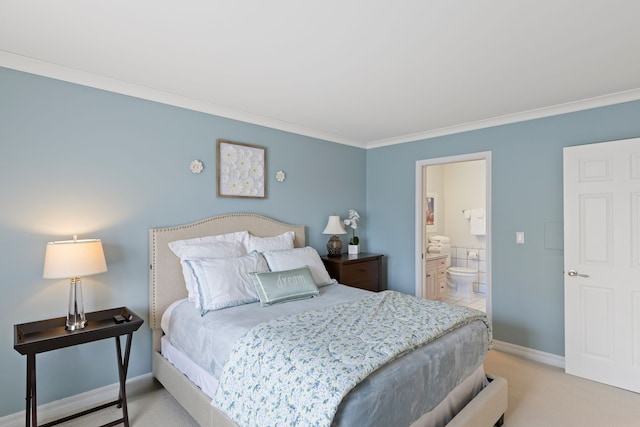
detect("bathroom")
(423, 159), (487, 312)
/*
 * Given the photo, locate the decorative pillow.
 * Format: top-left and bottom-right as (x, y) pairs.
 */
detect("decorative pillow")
(249, 266), (319, 306)
(248, 231), (295, 253)
(262, 246), (335, 287)
(185, 251), (269, 315)
(169, 231), (250, 308)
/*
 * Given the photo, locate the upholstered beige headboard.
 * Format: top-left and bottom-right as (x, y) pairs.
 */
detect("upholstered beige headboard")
(149, 213), (306, 335)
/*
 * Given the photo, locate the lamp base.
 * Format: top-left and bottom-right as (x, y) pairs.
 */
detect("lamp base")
(66, 278), (87, 331)
(326, 235), (343, 257)
(66, 319), (87, 331)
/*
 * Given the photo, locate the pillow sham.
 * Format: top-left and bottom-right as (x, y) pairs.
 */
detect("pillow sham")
(262, 246), (335, 287)
(248, 231), (295, 253)
(185, 251), (269, 315)
(169, 230), (250, 251)
(169, 231), (250, 308)
(169, 239), (247, 260)
(249, 266), (319, 306)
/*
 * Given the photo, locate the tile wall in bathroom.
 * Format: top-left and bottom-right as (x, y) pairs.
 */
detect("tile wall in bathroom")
(450, 245), (487, 294)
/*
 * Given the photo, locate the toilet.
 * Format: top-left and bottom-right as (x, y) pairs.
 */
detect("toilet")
(427, 235), (478, 298)
(447, 267), (477, 297)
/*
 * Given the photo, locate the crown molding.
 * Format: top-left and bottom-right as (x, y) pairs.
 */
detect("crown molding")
(367, 88), (640, 149)
(3, 50), (638, 151)
(0, 50), (365, 148)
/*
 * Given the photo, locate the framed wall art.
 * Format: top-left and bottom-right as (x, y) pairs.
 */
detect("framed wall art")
(426, 193), (437, 232)
(216, 139), (266, 198)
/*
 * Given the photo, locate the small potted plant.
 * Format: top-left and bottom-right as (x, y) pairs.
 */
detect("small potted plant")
(344, 209), (361, 255)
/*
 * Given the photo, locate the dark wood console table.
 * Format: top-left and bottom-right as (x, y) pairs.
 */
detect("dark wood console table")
(14, 307), (143, 427)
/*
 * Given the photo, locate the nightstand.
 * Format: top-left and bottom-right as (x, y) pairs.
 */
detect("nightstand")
(321, 253), (384, 292)
(14, 307), (143, 427)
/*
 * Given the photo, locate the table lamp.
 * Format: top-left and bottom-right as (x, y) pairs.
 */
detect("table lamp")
(43, 236), (108, 331)
(322, 215), (346, 257)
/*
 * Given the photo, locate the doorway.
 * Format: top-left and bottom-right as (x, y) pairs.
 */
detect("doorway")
(415, 151), (492, 319)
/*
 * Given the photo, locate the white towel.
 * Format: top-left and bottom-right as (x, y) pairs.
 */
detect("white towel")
(427, 243), (450, 254)
(429, 235), (450, 244)
(470, 208), (485, 235)
(427, 242), (450, 249)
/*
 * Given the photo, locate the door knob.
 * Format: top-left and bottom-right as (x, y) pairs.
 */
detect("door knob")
(568, 269), (590, 278)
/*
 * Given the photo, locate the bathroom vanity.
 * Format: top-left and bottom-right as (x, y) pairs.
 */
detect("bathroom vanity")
(424, 254), (448, 300)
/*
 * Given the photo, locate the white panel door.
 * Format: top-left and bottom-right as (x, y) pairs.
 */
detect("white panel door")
(563, 137), (640, 392)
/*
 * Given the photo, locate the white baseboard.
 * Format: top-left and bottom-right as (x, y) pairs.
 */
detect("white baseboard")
(492, 339), (565, 369)
(0, 373), (153, 427)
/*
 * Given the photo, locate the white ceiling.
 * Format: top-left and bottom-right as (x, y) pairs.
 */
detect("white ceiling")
(2, 1), (640, 148)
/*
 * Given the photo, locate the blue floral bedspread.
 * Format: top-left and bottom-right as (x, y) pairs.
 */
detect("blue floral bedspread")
(213, 290), (492, 427)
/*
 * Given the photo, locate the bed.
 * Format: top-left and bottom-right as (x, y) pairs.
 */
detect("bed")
(149, 213), (507, 427)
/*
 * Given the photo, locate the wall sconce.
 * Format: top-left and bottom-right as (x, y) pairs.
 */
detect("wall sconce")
(43, 236), (108, 331)
(322, 215), (346, 257)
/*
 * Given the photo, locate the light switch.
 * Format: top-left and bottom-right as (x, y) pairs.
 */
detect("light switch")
(516, 232), (525, 244)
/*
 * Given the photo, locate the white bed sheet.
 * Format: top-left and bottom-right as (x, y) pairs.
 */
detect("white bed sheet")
(161, 298), (186, 334)
(161, 335), (219, 398)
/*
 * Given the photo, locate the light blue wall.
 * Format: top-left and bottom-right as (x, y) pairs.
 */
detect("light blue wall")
(3, 64), (640, 418)
(0, 67), (366, 416)
(366, 100), (640, 356)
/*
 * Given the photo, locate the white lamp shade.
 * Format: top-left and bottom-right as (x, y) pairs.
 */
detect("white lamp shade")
(43, 238), (108, 279)
(322, 215), (347, 235)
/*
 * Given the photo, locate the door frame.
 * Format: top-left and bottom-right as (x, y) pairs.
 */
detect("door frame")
(414, 151), (493, 319)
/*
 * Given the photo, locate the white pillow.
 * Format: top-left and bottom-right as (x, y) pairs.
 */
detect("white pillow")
(185, 251), (269, 315)
(262, 246), (335, 287)
(169, 231), (250, 308)
(170, 239), (246, 260)
(248, 231), (295, 253)
(169, 231), (249, 250)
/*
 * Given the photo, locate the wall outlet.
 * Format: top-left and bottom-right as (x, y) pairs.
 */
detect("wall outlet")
(516, 232), (525, 244)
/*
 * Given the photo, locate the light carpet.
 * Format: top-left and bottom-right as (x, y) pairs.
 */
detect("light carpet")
(484, 350), (640, 427)
(44, 350), (640, 426)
